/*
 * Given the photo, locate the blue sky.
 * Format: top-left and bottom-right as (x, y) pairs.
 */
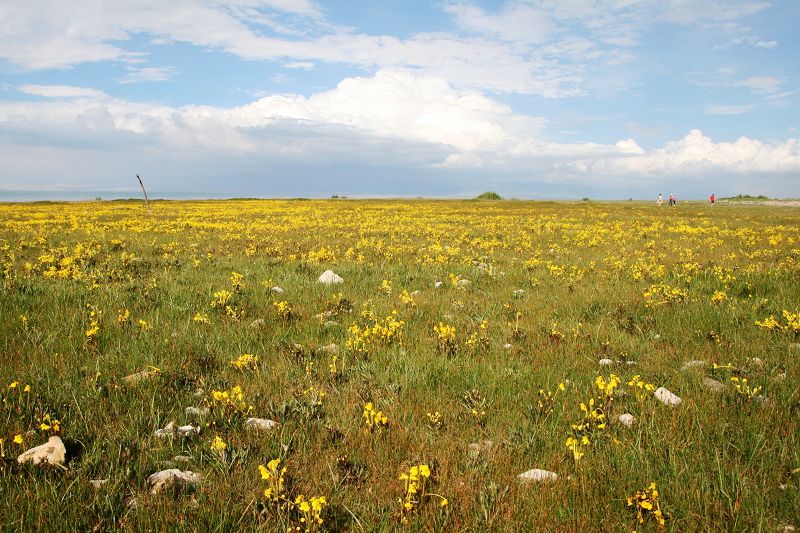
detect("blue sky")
(0, 0), (798, 199)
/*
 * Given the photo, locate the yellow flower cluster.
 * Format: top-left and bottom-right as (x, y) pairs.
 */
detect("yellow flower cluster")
(756, 310), (800, 333)
(433, 322), (457, 355)
(643, 283), (688, 306)
(345, 312), (405, 355)
(231, 353), (259, 370)
(362, 402), (389, 431)
(398, 463), (447, 523)
(627, 482), (665, 526)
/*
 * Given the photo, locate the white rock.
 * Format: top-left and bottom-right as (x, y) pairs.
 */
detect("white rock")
(599, 358), (613, 367)
(177, 425), (200, 437)
(249, 318), (265, 328)
(681, 360), (706, 371)
(148, 469), (200, 495)
(457, 279), (471, 287)
(245, 418), (279, 431)
(503, 343), (513, 350)
(270, 286), (284, 294)
(193, 388), (205, 398)
(174, 455), (193, 463)
(409, 290), (420, 298)
(618, 413), (635, 427)
(703, 378), (724, 392)
(655, 387), (682, 406)
(317, 270), (343, 285)
(518, 468), (558, 483)
(90, 479), (108, 489)
(154, 421), (176, 438)
(122, 369), (157, 385)
(434, 281), (443, 288)
(321, 343), (339, 355)
(324, 320), (339, 329)
(17, 436), (66, 466)
(185, 406), (209, 417)
(751, 357), (764, 367)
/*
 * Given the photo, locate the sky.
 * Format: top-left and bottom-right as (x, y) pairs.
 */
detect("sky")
(0, 0), (798, 200)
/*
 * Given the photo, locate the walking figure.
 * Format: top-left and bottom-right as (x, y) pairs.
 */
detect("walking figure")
(710, 193), (715, 205)
(657, 193), (663, 207)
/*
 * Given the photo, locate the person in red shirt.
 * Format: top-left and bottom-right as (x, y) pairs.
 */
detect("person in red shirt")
(710, 193), (715, 205)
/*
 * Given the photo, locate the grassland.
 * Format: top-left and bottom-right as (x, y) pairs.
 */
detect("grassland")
(1, 199), (799, 531)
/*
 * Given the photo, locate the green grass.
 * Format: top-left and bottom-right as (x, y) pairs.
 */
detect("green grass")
(1, 199), (799, 531)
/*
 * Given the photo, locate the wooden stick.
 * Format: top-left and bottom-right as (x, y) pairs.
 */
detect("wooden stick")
(136, 174), (152, 216)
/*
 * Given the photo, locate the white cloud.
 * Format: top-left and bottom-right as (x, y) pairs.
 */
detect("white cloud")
(2, 72), (797, 194)
(444, 2), (553, 44)
(18, 84), (108, 99)
(736, 76), (784, 94)
(705, 104), (755, 115)
(118, 66), (176, 84)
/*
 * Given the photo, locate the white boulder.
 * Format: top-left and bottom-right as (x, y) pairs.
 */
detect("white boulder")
(317, 270), (343, 285)
(17, 436), (66, 466)
(655, 387), (682, 406)
(518, 468), (558, 483)
(148, 469), (200, 495)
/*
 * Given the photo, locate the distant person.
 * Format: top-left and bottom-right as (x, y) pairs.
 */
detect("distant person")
(657, 193), (663, 207)
(710, 193), (715, 205)
(668, 194), (674, 207)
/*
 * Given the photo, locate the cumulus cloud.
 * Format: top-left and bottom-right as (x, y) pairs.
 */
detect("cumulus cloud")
(1, 74), (798, 197)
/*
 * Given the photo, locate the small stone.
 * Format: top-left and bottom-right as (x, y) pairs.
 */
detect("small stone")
(177, 425), (200, 437)
(468, 440), (493, 459)
(90, 479), (108, 489)
(751, 357), (764, 367)
(681, 360), (706, 371)
(17, 436), (66, 466)
(618, 413), (635, 427)
(518, 468), (558, 483)
(193, 388), (205, 398)
(409, 290), (420, 298)
(174, 455), (193, 463)
(185, 406), (209, 417)
(317, 270), (343, 285)
(457, 278), (471, 287)
(503, 343), (512, 350)
(321, 343), (339, 355)
(703, 377), (724, 392)
(249, 318), (265, 328)
(245, 418), (279, 431)
(652, 334), (661, 340)
(434, 281), (443, 288)
(148, 469), (200, 495)
(755, 394), (772, 406)
(599, 358), (613, 367)
(270, 286), (284, 294)
(324, 320), (339, 329)
(154, 421), (176, 438)
(655, 387), (682, 406)
(122, 369), (158, 385)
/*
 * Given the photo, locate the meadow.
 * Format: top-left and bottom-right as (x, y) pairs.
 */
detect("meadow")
(1, 198), (799, 531)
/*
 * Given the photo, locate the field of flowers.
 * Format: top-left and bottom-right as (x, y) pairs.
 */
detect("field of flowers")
(1, 198), (799, 531)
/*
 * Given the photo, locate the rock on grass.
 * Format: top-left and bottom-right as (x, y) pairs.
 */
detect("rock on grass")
(17, 436), (66, 466)
(148, 469), (200, 495)
(655, 387), (682, 406)
(518, 468), (558, 483)
(317, 270), (343, 285)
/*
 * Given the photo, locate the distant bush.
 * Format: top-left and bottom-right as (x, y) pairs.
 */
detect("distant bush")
(582, 197), (590, 201)
(474, 191), (502, 200)
(722, 194), (769, 201)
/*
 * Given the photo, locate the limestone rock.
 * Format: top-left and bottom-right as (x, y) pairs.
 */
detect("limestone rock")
(681, 360), (706, 371)
(434, 281), (443, 288)
(185, 406), (209, 417)
(154, 421), (176, 438)
(148, 469), (200, 495)
(90, 479), (108, 489)
(599, 358), (613, 367)
(174, 455), (193, 463)
(177, 425), (200, 437)
(324, 320), (339, 329)
(518, 468), (558, 483)
(618, 413), (635, 427)
(17, 436), (66, 466)
(751, 357), (764, 367)
(249, 318), (265, 328)
(317, 270), (343, 285)
(703, 377), (724, 392)
(503, 343), (512, 350)
(122, 369), (158, 385)
(321, 343), (339, 355)
(270, 286), (284, 294)
(457, 278), (471, 287)
(655, 387), (682, 406)
(245, 417), (279, 431)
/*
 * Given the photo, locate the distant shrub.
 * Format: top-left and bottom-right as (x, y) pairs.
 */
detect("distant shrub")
(474, 191), (502, 200)
(582, 197), (590, 201)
